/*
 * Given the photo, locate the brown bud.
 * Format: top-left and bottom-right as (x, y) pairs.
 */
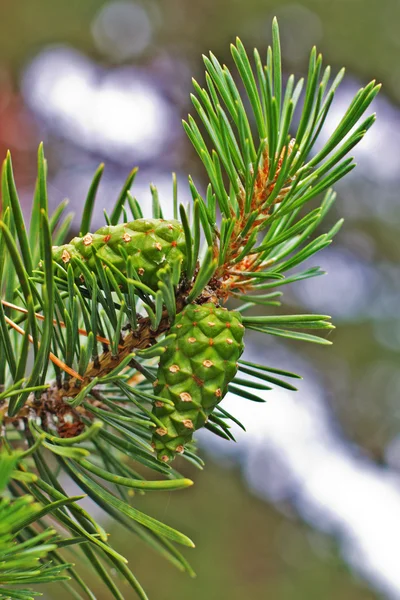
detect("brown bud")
(83, 233), (93, 246)
(203, 359), (213, 368)
(156, 427), (168, 437)
(61, 249), (71, 263)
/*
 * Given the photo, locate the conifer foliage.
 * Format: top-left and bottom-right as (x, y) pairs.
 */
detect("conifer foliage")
(0, 19), (378, 599)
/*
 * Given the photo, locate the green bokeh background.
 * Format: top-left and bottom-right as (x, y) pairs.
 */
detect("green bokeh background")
(0, 0), (398, 598)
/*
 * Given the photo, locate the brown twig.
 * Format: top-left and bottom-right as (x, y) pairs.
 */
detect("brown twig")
(1, 301), (185, 435)
(215, 140), (296, 297)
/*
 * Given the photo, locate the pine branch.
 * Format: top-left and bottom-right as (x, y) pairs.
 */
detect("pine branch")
(184, 17), (379, 298)
(0, 19), (378, 599)
(0, 449), (74, 600)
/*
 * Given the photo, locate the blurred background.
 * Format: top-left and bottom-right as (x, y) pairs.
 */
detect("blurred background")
(1, 0), (399, 598)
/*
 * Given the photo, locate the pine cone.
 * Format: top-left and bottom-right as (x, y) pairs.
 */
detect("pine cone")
(52, 218), (187, 291)
(152, 302), (245, 462)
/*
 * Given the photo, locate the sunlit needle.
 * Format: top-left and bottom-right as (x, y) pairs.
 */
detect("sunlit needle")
(1, 299), (122, 348)
(4, 311), (84, 381)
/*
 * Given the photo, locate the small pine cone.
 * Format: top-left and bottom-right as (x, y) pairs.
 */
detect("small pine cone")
(152, 302), (244, 462)
(52, 218), (186, 291)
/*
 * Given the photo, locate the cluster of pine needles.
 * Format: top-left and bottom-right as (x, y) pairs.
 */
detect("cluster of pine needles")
(0, 19), (378, 600)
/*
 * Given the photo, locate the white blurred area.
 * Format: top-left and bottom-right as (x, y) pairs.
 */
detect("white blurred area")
(293, 247), (376, 319)
(20, 34), (185, 225)
(313, 79), (400, 226)
(21, 47), (177, 164)
(202, 362), (400, 600)
(315, 80), (400, 182)
(19, 23), (400, 598)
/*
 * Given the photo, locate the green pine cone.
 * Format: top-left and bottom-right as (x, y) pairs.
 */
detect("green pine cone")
(52, 218), (186, 291)
(152, 302), (245, 462)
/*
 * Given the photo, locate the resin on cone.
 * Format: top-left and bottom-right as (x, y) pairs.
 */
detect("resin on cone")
(152, 302), (245, 462)
(52, 218), (186, 291)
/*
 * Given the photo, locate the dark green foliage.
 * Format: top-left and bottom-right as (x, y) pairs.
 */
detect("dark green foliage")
(0, 450), (73, 600)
